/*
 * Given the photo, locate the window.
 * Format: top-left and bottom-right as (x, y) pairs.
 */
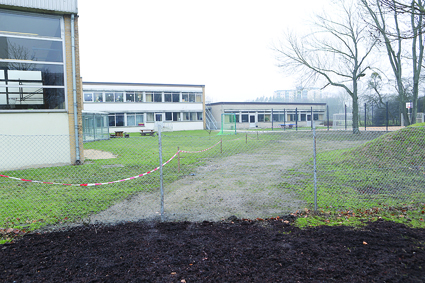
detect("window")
(0, 10), (65, 110)
(181, 92), (202, 102)
(182, 93), (189, 102)
(146, 113), (154, 122)
(314, 114), (319, 121)
(84, 93), (93, 102)
(182, 112), (190, 121)
(126, 92), (135, 102)
(301, 114), (306, 121)
(195, 93), (202, 102)
(153, 92), (162, 102)
(105, 92), (114, 102)
(115, 92), (123, 102)
(173, 93), (180, 102)
(273, 114), (285, 122)
(165, 112), (181, 121)
(258, 114), (264, 122)
(288, 114), (298, 122)
(155, 113), (162, 121)
(197, 112), (203, 121)
(241, 114), (249, 123)
(94, 93), (103, 102)
(135, 91), (143, 102)
(127, 113), (144, 126)
(146, 92), (153, 102)
(164, 93), (172, 102)
(173, 112), (180, 121)
(108, 113), (124, 126)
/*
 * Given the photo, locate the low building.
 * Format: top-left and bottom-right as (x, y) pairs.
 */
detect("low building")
(0, 0), (83, 170)
(82, 82), (206, 133)
(207, 102), (327, 129)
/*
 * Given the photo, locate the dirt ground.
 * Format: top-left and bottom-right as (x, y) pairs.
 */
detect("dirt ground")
(1, 218), (425, 282)
(89, 139), (312, 224)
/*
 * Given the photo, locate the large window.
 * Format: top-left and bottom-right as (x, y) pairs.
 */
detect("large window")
(108, 113), (125, 127)
(182, 92), (202, 103)
(126, 113), (144, 126)
(0, 9), (65, 110)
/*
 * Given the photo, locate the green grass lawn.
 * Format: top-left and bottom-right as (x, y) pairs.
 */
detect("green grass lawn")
(1, 127), (425, 243)
(283, 126), (425, 228)
(0, 130), (273, 236)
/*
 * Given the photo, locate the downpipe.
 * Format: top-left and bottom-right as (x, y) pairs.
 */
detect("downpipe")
(71, 14), (81, 165)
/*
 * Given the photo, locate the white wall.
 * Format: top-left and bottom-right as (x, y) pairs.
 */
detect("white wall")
(0, 113), (71, 171)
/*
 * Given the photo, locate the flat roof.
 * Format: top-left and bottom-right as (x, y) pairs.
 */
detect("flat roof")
(207, 102), (327, 106)
(83, 82), (205, 88)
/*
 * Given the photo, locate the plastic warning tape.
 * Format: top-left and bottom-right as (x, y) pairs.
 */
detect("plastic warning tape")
(0, 152), (178, 187)
(0, 140), (222, 186)
(179, 140), (221, 153)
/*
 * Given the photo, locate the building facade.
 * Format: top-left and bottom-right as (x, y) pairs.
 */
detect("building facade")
(82, 82), (206, 133)
(207, 102), (327, 129)
(0, 0), (83, 170)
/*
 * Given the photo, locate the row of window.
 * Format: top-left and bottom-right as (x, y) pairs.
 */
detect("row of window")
(108, 112), (203, 127)
(84, 91), (203, 103)
(0, 9), (65, 110)
(226, 112), (321, 123)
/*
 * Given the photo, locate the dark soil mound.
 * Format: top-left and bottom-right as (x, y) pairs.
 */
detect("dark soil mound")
(1, 219), (425, 282)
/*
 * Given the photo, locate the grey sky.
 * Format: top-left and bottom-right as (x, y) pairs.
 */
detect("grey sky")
(78, 0), (327, 102)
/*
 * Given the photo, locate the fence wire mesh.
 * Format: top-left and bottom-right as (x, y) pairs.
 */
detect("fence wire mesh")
(1, 126), (424, 235)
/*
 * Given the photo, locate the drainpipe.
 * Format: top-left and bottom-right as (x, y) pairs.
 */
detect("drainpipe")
(71, 14), (81, 164)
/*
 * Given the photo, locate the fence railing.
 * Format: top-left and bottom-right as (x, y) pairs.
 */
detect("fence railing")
(1, 125), (424, 234)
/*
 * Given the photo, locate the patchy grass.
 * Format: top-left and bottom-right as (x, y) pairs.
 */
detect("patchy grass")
(287, 126), (425, 228)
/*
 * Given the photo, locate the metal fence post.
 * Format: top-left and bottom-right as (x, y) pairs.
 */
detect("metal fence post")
(364, 103), (367, 131)
(345, 104), (347, 131)
(327, 105), (329, 131)
(158, 124), (164, 222)
(177, 146), (180, 173)
(386, 101), (389, 131)
(313, 120), (318, 211)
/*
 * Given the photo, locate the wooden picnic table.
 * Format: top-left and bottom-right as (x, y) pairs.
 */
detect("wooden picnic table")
(278, 124), (295, 129)
(140, 129), (156, 136)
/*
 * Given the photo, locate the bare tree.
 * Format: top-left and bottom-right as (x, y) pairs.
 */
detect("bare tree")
(273, 0), (376, 133)
(361, 0), (424, 125)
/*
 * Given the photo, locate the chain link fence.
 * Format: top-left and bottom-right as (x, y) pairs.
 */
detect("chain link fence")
(1, 125), (424, 235)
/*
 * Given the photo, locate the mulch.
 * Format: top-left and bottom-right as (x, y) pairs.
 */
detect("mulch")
(1, 217), (425, 282)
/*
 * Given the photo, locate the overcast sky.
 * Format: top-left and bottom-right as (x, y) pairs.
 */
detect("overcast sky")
(78, 0), (327, 102)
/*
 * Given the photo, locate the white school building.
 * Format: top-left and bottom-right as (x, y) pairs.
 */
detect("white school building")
(82, 82), (206, 133)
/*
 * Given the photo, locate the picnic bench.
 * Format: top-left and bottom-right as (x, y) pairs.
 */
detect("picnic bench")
(278, 124), (295, 129)
(140, 129), (156, 136)
(110, 131), (129, 138)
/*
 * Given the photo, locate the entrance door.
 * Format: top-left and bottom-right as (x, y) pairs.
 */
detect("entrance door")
(249, 114), (256, 128)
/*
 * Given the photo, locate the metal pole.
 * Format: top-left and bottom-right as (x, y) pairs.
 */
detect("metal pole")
(311, 107), (313, 130)
(284, 109), (286, 131)
(158, 124), (164, 222)
(327, 105), (329, 131)
(344, 104), (347, 131)
(271, 108), (274, 131)
(313, 121), (318, 211)
(177, 146), (180, 173)
(364, 103), (367, 131)
(295, 108), (298, 131)
(386, 102), (389, 131)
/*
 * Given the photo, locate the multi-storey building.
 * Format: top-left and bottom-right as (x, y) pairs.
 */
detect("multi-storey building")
(82, 82), (206, 133)
(0, 0), (83, 170)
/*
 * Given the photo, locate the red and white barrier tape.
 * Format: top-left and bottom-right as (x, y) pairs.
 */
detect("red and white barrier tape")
(178, 140), (221, 153)
(0, 140), (222, 186)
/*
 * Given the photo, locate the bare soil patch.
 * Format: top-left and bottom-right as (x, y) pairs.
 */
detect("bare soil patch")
(1, 219), (425, 282)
